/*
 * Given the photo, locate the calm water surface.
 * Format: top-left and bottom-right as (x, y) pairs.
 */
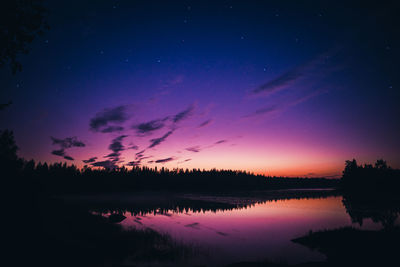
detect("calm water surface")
(110, 195), (381, 266)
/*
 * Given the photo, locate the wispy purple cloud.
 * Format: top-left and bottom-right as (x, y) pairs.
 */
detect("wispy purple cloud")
(100, 126), (124, 133)
(186, 146), (201, 153)
(50, 136), (85, 161)
(173, 104), (195, 123)
(178, 159), (192, 164)
(133, 117), (169, 135)
(198, 119), (213, 128)
(251, 68), (303, 96)
(148, 130), (174, 148)
(89, 135), (127, 169)
(82, 157), (97, 163)
(215, 140), (227, 145)
(155, 157), (176, 164)
(89, 105), (128, 132)
(92, 160), (118, 169)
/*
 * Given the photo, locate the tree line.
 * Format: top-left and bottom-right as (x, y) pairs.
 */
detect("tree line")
(341, 158), (400, 193)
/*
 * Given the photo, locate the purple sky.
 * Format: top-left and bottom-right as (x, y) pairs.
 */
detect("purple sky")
(1, 1), (399, 177)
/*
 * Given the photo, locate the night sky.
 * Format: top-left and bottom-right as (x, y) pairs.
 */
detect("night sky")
(1, 1), (399, 178)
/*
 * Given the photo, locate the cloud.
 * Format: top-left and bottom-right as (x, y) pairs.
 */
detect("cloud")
(91, 135), (128, 169)
(126, 152), (152, 167)
(243, 106), (278, 118)
(51, 136), (85, 148)
(134, 149), (147, 160)
(82, 157), (97, 163)
(105, 152), (120, 158)
(287, 89), (327, 106)
(126, 160), (141, 167)
(186, 146), (201, 153)
(50, 136), (85, 160)
(155, 157), (175, 164)
(198, 119), (213, 128)
(89, 105), (128, 132)
(148, 130), (174, 148)
(108, 135), (127, 153)
(253, 106), (278, 115)
(51, 149), (65, 156)
(135, 149), (146, 156)
(251, 68), (303, 96)
(178, 159), (192, 164)
(250, 52), (336, 97)
(103, 135), (127, 163)
(128, 144), (139, 150)
(100, 126), (124, 133)
(133, 117), (168, 135)
(245, 89), (327, 119)
(173, 104), (195, 123)
(148, 75), (185, 104)
(91, 160), (118, 169)
(215, 140), (227, 145)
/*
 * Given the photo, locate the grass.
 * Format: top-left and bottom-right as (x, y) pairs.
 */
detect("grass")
(12, 194), (198, 267)
(292, 226), (400, 265)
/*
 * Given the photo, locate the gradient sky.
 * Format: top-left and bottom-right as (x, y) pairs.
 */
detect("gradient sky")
(1, 1), (399, 177)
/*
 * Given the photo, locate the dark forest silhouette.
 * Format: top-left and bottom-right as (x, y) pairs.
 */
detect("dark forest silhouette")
(341, 158), (400, 193)
(289, 160), (400, 266)
(292, 226), (400, 266)
(340, 159), (400, 229)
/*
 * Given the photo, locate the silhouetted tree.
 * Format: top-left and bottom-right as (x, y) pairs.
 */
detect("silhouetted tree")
(375, 159), (388, 169)
(0, 0), (49, 73)
(341, 158), (400, 227)
(0, 130), (18, 161)
(0, 129), (22, 173)
(341, 158), (399, 193)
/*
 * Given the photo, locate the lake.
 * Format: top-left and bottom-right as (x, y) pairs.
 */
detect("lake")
(73, 190), (390, 266)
